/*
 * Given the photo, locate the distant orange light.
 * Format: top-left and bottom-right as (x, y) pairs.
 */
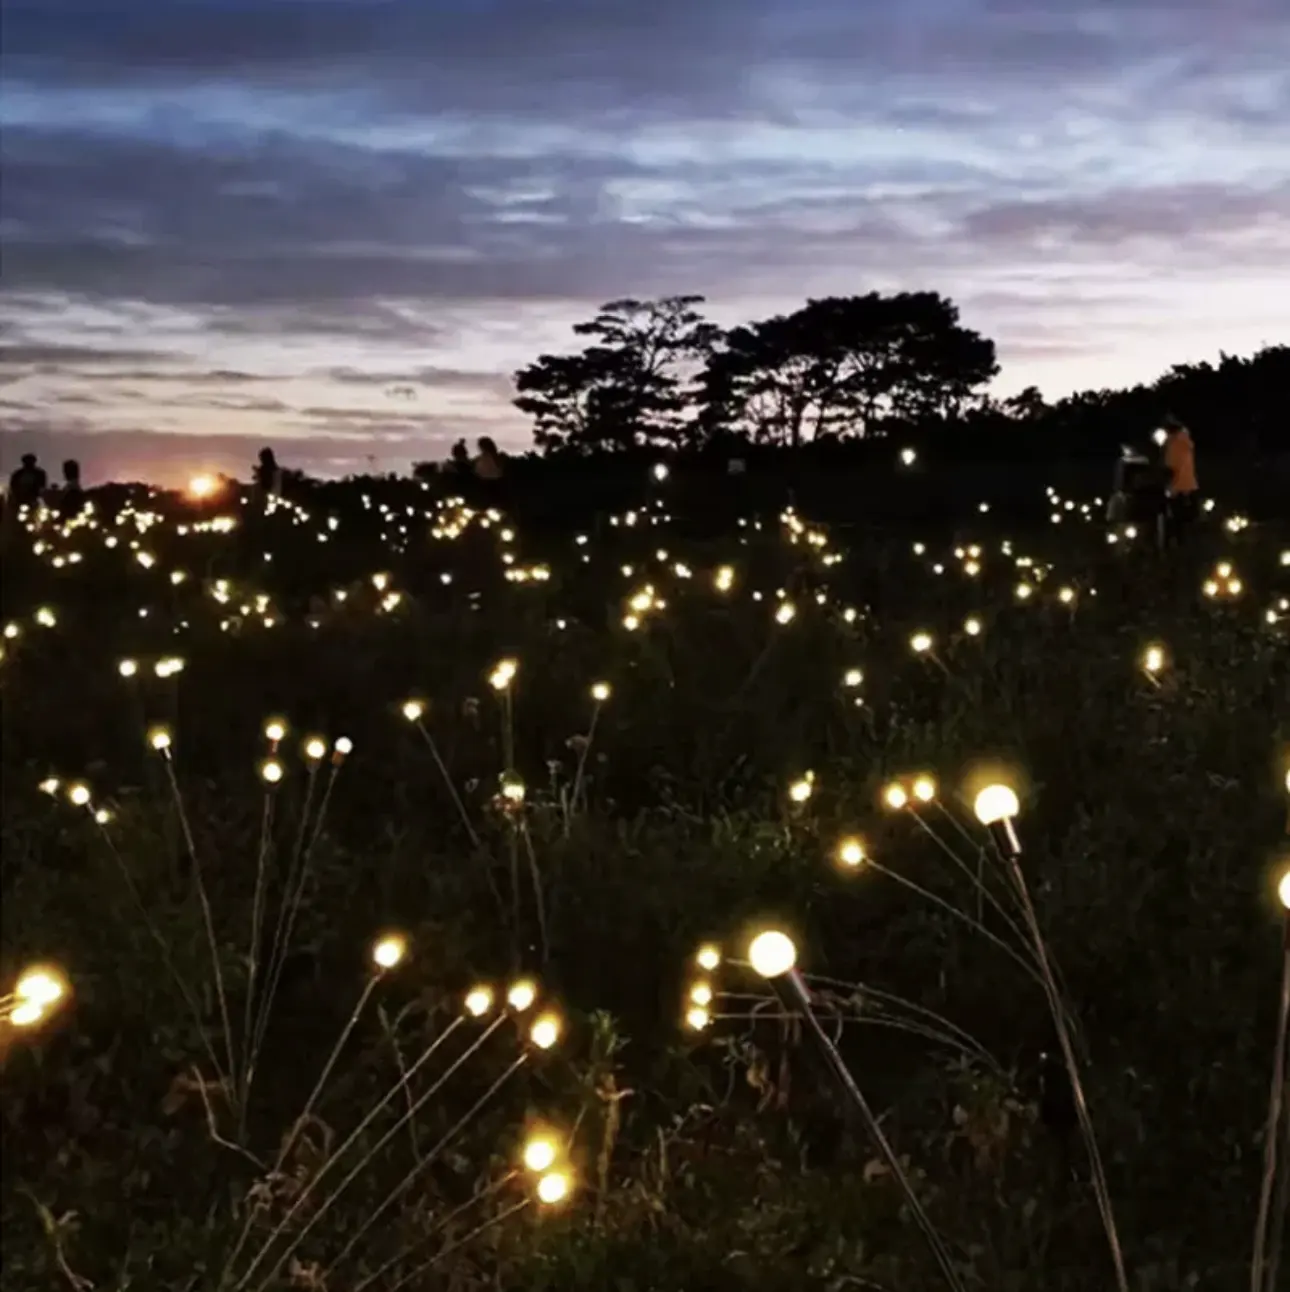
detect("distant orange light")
(187, 474), (218, 500)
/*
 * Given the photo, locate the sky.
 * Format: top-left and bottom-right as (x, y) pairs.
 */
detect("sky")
(1, 0), (1288, 484)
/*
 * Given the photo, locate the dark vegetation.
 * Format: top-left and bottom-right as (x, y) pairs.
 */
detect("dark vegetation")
(1, 307), (1289, 1291)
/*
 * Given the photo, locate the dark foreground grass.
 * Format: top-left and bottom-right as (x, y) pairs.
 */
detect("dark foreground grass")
(1, 487), (1288, 1291)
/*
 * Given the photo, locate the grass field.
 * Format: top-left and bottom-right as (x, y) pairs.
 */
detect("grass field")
(2, 474), (1288, 1292)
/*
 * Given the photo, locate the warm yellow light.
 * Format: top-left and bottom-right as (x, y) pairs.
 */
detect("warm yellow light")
(507, 979), (537, 1012)
(963, 616), (982, 636)
(912, 775), (936, 803)
(1278, 868), (1290, 912)
(536, 1170), (571, 1205)
(689, 983), (713, 1006)
(118, 658), (138, 678)
(260, 759), (284, 784)
(371, 934), (407, 970)
(522, 1136), (558, 1173)
(591, 682), (611, 702)
(16, 967), (66, 1008)
(748, 930), (797, 979)
(303, 737), (327, 761)
(787, 775), (814, 804)
(529, 1012), (561, 1049)
(8, 1001), (46, 1028)
(401, 699), (425, 722)
(264, 718), (287, 742)
(837, 837), (866, 867)
(148, 726), (172, 751)
(695, 945), (720, 972)
(464, 986), (494, 1017)
(1141, 644), (1166, 675)
(685, 1006), (711, 1031)
(489, 658), (518, 691)
(883, 783), (908, 811)
(186, 474), (218, 500)
(974, 784), (1020, 825)
(910, 632), (933, 654)
(67, 782), (91, 807)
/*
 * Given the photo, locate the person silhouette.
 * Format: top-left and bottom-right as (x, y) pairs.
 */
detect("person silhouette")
(450, 439), (471, 475)
(473, 436), (503, 481)
(7, 453), (47, 509)
(59, 458), (85, 519)
(253, 447), (283, 505)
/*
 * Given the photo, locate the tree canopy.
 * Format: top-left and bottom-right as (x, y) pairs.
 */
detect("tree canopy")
(511, 292), (1287, 459)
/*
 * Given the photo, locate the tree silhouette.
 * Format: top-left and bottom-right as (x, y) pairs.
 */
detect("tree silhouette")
(514, 296), (720, 453)
(698, 292), (998, 446)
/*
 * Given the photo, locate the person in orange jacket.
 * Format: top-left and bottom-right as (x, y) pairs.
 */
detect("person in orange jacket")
(1161, 416), (1198, 545)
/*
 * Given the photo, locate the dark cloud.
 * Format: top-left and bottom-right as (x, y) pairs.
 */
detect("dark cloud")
(0, 342), (177, 366)
(5, 0), (1284, 124)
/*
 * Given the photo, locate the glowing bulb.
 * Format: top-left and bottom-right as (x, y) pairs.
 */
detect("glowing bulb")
(303, 737), (327, 761)
(1141, 644), (1165, 675)
(774, 602), (796, 625)
(689, 983), (713, 1007)
(788, 775), (814, 804)
(748, 930), (796, 979)
(1278, 869), (1290, 911)
(883, 783), (908, 810)
(148, 726), (171, 751)
(685, 1006), (711, 1031)
(523, 1136), (558, 1173)
(489, 658), (518, 691)
(530, 1012), (561, 1049)
(67, 783), (91, 807)
(16, 968), (65, 1007)
(118, 659), (138, 677)
(536, 1171), (571, 1205)
(964, 616), (982, 636)
(507, 979), (537, 1012)
(264, 719), (287, 742)
(837, 837), (866, 867)
(843, 668), (863, 688)
(590, 682), (611, 702)
(401, 699), (425, 722)
(912, 775), (936, 803)
(8, 1001), (45, 1027)
(910, 632), (933, 654)
(464, 986), (493, 1017)
(695, 945), (720, 972)
(371, 934), (406, 970)
(187, 474), (217, 500)
(974, 784), (1020, 825)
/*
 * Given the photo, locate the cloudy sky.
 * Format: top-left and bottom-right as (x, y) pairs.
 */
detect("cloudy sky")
(2, 0), (1287, 483)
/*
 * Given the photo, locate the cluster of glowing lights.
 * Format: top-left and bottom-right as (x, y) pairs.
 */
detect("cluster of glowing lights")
(3, 965), (68, 1029)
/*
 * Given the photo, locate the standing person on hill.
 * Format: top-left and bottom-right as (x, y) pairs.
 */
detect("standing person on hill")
(472, 436), (505, 507)
(252, 447), (283, 509)
(7, 453), (47, 511)
(473, 436), (503, 482)
(1161, 417), (1198, 545)
(58, 459), (85, 519)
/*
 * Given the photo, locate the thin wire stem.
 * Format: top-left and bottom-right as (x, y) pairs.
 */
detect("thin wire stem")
(1251, 937), (1290, 1292)
(352, 1171), (518, 1292)
(220, 1014), (466, 1290)
(321, 1056), (527, 1280)
(160, 751), (237, 1098)
(384, 1199), (530, 1292)
(238, 1015), (506, 1292)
